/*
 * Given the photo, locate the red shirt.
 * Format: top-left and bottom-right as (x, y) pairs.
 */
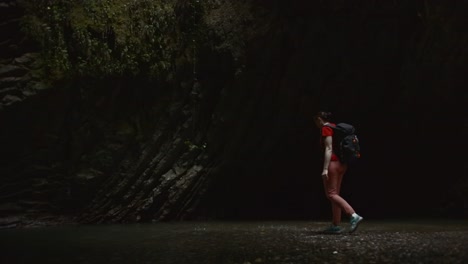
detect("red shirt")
(321, 123), (339, 161)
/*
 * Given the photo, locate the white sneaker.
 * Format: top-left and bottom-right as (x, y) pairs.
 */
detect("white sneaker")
(349, 214), (363, 233)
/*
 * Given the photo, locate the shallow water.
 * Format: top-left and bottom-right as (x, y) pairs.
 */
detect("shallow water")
(1, 220), (467, 264)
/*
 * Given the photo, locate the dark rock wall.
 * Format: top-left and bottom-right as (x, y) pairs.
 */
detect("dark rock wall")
(196, 1), (468, 219)
(0, 0), (466, 226)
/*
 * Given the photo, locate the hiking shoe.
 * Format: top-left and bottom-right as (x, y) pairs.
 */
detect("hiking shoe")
(349, 214), (363, 233)
(322, 225), (344, 234)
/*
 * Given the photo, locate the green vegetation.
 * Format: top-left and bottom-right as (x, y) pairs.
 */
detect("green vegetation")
(21, 0), (208, 80)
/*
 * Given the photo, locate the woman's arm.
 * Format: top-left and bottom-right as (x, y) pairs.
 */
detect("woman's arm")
(322, 135), (333, 180)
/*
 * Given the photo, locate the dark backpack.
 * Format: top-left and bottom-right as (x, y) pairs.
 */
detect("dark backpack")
(325, 123), (361, 163)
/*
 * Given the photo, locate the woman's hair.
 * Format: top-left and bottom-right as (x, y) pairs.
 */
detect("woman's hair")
(315, 111), (333, 121)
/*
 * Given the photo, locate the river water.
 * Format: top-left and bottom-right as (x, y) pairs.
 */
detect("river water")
(1, 220), (467, 264)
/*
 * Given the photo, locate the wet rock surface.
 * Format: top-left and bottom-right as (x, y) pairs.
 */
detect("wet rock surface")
(1, 220), (467, 264)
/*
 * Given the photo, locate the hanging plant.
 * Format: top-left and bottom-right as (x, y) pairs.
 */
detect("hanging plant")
(20, 0), (214, 80)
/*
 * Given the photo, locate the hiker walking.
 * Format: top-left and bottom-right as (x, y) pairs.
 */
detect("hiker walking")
(313, 111), (363, 233)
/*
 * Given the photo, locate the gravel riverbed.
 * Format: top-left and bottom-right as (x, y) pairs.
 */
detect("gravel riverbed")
(1, 219), (467, 263)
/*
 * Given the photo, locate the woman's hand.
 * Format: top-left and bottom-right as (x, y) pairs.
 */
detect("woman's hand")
(322, 169), (329, 180)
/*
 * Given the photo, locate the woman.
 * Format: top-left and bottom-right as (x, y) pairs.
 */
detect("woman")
(314, 111), (363, 234)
